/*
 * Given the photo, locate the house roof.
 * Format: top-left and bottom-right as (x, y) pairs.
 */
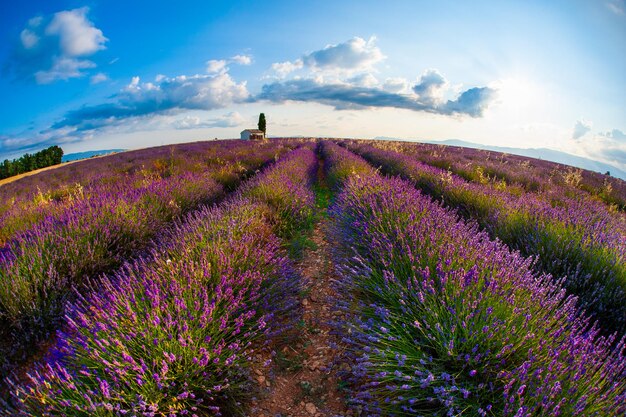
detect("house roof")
(242, 129), (264, 133)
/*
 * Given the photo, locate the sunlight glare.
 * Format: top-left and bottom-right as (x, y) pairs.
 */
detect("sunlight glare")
(491, 77), (544, 120)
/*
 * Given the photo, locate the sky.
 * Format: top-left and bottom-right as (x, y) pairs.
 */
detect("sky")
(0, 0), (625, 172)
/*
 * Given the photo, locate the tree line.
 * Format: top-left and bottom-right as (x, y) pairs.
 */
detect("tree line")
(0, 146), (64, 180)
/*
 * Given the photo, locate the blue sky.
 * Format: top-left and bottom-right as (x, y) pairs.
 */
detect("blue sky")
(1, 0), (625, 171)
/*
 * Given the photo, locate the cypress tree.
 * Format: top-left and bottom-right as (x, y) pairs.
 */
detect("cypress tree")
(258, 113), (266, 135)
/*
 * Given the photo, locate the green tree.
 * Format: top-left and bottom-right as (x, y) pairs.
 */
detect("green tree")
(0, 145), (64, 180)
(258, 113), (266, 135)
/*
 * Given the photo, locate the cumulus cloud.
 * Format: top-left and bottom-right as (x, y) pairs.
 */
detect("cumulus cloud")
(601, 128), (626, 140)
(572, 119), (593, 139)
(206, 59), (227, 73)
(257, 77), (495, 117)
(231, 54), (252, 65)
(443, 87), (496, 117)
(1, 61), (251, 156)
(382, 77), (410, 94)
(172, 116), (203, 129)
(20, 29), (39, 49)
(574, 129), (626, 173)
(261, 36), (495, 117)
(52, 72), (249, 132)
(8, 7), (107, 83)
(270, 36), (384, 78)
(206, 54), (253, 74)
(413, 69), (448, 106)
(561, 124), (626, 174)
(258, 79), (413, 110)
(271, 59), (304, 78)
(172, 111), (245, 129)
(46, 8), (107, 56)
(35, 57), (96, 84)
(348, 73), (379, 88)
(303, 36), (384, 72)
(90, 72), (108, 84)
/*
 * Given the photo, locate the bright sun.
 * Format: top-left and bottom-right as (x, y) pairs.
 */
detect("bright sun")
(490, 77), (544, 120)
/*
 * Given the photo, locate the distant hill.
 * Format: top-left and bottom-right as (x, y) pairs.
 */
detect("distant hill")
(374, 137), (626, 180)
(62, 149), (126, 163)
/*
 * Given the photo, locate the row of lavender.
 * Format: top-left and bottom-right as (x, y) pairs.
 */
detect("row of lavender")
(343, 141), (626, 337)
(322, 141), (625, 416)
(0, 140), (292, 378)
(3, 146), (318, 415)
(398, 139), (626, 230)
(346, 140), (626, 236)
(367, 140), (626, 210)
(0, 140), (286, 247)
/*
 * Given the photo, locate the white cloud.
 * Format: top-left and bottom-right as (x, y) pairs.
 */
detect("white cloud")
(35, 57), (96, 84)
(572, 119), (593, 139)
(20, 16), (43, 49)
(413, 69), (449, 106)
(45, 7), (107, 56)
(28, 16), (43, 27)
(271, 59), (304, 78)
(348, 73), (379, 88)
(172, 116), (202, 129)
(207, 54), (253, 74)
(211, 111), (245, 127)
(206, 59), (227, 73)
(260, 37), (495, 118)
(602, 128), (626, 140)
(570, 130), (626, 172)
(231, 54), (252, 65)
(20, 29), (39, 49)
(258, 76), (495, 117)
(172, 111), (245, 129)
(90, 72), (108, 84)
(562, 123), (626, 172)
(270, 36), (385, 79)
(1, 65), (251, 156)
(302, 36), (385, 73)
(52, 71), (249, 133)
(126, 76), (140, 90)
(11, 7), (107, 84)
(382, 77), (411, 94)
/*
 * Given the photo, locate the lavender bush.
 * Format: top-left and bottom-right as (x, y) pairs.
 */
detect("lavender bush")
(5, 147), (318, 415)
(0, 140), (289, 246)
(238, 144), (317, 239)
(345, 141), (626, 337)
(364, 139), (626, 210)
(323, 141), (626, 416)
(320, 141), (376, 190)
(0, 140), (293, 380)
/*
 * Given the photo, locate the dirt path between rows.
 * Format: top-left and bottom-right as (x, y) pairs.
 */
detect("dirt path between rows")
(249, 159), (350, 417)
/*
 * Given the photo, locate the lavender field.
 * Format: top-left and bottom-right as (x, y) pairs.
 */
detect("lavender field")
(0, 138), (624, 416)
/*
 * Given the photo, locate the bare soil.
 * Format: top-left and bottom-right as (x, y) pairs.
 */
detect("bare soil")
(249, 174), (350, 417)
(249, 221), (350, 417)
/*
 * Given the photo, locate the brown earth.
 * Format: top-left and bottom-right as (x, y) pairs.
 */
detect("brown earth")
(249, 175), (351, 417)
(249, 221), (350, 417)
